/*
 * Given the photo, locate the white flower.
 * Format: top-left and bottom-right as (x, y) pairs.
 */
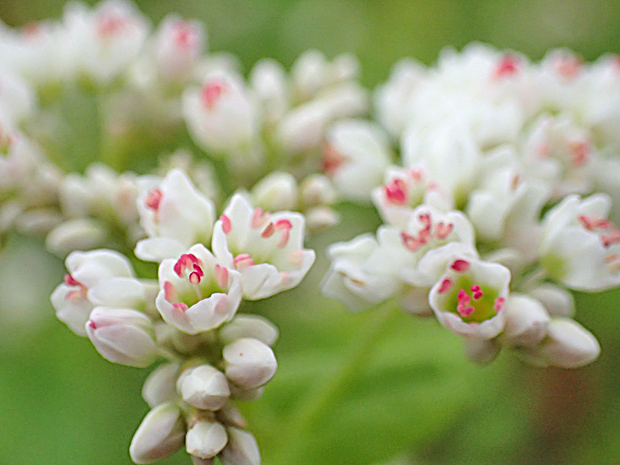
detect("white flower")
(151, 15), (205, 84)
(212, 194), (315, 300)
(86, 307), (157, 367)
(51, 249), (140, 335)
(321, 234), (400, 312)
(372, 165), (453, 228)
(130, 402), (186, 464)
(250, 171), (298, 212)
(46, 218), (109, 256)
(142, 362), (180, 408)
(249, 58), (290, 126)
(219, 427), (260, 465)
(182, 71), (262, 162)
(156, 244), (242, 334)
(429, 256), (511, 339)
(539, 194), (620, 291)
(63, 0), (150, 85)
(323, 119), (392, 202)
(135, 169), (215, 262)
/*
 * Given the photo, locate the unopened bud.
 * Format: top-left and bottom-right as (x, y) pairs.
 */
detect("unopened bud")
(219, 427), (261, 465)
(177, 365), (230, 411)
(463, 338), (501, 365)
(216, 404), (248, 429)
(86, 307), (157, 367)
(528, 284), (575, 317)
(142, 363), (180, 408)
(186, 420), (228, 460)
(537, 318), (601, 368)
(300, 174), (337, 207)
(129, 403), (186, 464)
(223, 338), (277, 390)
(46, 218), (108, 256)
(305, 206), (340, 233)
(251, 172), (298, 211)
(220, 316), (279, 347)
(503, 295), (550, 347)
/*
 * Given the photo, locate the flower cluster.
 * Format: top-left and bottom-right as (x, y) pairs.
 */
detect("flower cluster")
(2, 0), (620, 463)
(323, 44), (620, 368)
(52, 170), (315, 464)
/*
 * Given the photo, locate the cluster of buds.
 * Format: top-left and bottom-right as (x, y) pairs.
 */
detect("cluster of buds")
(323, 44), (620, 368)
(51, 170), (315, 463)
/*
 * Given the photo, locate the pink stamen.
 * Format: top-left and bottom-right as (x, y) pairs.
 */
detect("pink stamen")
(322, 145), (348, 176)
(438, 278), (452, 294)
(189, 272), (201, 284)
(494, 54), (520, 79)
(289, 250), (304, 267)
(173, 302), (189, 312)
(220, 214), (232, 234)
(555, 55), (583, 79)
(570, 140), (590, 167)
(409, 168), (424, 181)
(97, 12), (129, 38)
(384, 179), (408, 205)
(201, 80), (226, 110)
(64, 274), (81, 287)
(451, 259), (470, 273)
(251, 208), (270, 229)
(214, 264), (229, 289)
(494, 297), (505, 311)
(173, 21), (198, 49)
(234, 254), (255, 269)
(261, 222), (275, 238)
(145, 188), (163, 212)
(457, 305), (475, 318)
(435, 222), (453, 240)
(602, 231), (620, 247)
(174, 254), (201, 277)
(401, 232), (426, 252)
(164, 281), (177, 302)
(88, 320), (97, 330)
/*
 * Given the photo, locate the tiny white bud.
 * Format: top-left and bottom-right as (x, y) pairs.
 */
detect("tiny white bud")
(130, 403), (186, 464)
(305, 206), (340, 233)
(46, 218), (108, 256)
(463, 338), (501, 365)
(220, 427), (261, 465)
(538, 318), (601, 368)
(142, 363), (180, 408)
(86, 307), (157, 367)
(251, 172), (298, 211)
(528, 283), (575, 317)
(220, 316), (279, 347)
(300, 174), (338, 207)
(216, 404), (248, 429)
(503, 295), (550, 347)
(177, 365), (230, 411)
(186, 420), (228, 459)
(223, 338), (277, 390)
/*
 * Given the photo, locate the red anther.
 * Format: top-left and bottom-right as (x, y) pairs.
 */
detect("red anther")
(173, 302), (189, 312)
(322, 145), (348, 175)
(470, 285), (481, 292)
(220, 214), (232, 234)
(251, 208), (270, 229)
(457, 289), (471, 305)
(409, 168), (424, 181)
(88, 321), (97, 330)
(189, 271), (202, 284)
(174, 254), (201, 277)
(494, 297), (505, 311)
(214, 264), (229, 288)
(401, 232), (425, 252)
(384, 179), (408, 205)
(64, 274), (81, 287)
(438, 278), (452, 294)
(457, 304), (475, 318)
(579, 215), (596, 231)
(201, 80), (226, 109)
(192, 264), (204, 277)
(602, 231), (620, 247)
(451, 259), (470, 272)
(435, 222), (453, 240)
(145, 188), (163, 212)
(275, 219), (293, 230)
(261, 222), (275, 238)
(473, 291), (484, 300)
(164, 281), (177, 302)
(494, 54), (520, 79)
(173, 21), (197, 49)
(570, 141), (590, 167)
(277, 228), (291, 248)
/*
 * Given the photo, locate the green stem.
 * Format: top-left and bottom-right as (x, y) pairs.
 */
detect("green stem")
(276, 301), (402, 463)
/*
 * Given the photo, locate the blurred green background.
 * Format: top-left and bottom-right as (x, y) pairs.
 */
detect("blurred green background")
(2, 1), (620, 464)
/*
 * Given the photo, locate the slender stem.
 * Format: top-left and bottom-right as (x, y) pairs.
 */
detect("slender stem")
(276, 301), (402, 463)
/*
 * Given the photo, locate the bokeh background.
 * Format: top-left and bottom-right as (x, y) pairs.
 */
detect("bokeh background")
(2, 0), (620, 464)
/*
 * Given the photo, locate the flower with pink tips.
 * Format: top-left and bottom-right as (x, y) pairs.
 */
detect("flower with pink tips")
(212, 193), (315, 300)
(156, 244), (242, 334)
(429, 256), (510, 339)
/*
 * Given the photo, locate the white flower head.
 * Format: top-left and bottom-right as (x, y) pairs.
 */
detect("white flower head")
(213, 194), (315, 300)
(51, 249), (139, 335)
(152, 15), (205, 84)
(540, 193), (620, 291)
(135, 169), (215, 262)
(323, 119), (392, 202)
(156, 244), (242, 334)
(429, 257), (511, 339)
(372, 165), (453, 228)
